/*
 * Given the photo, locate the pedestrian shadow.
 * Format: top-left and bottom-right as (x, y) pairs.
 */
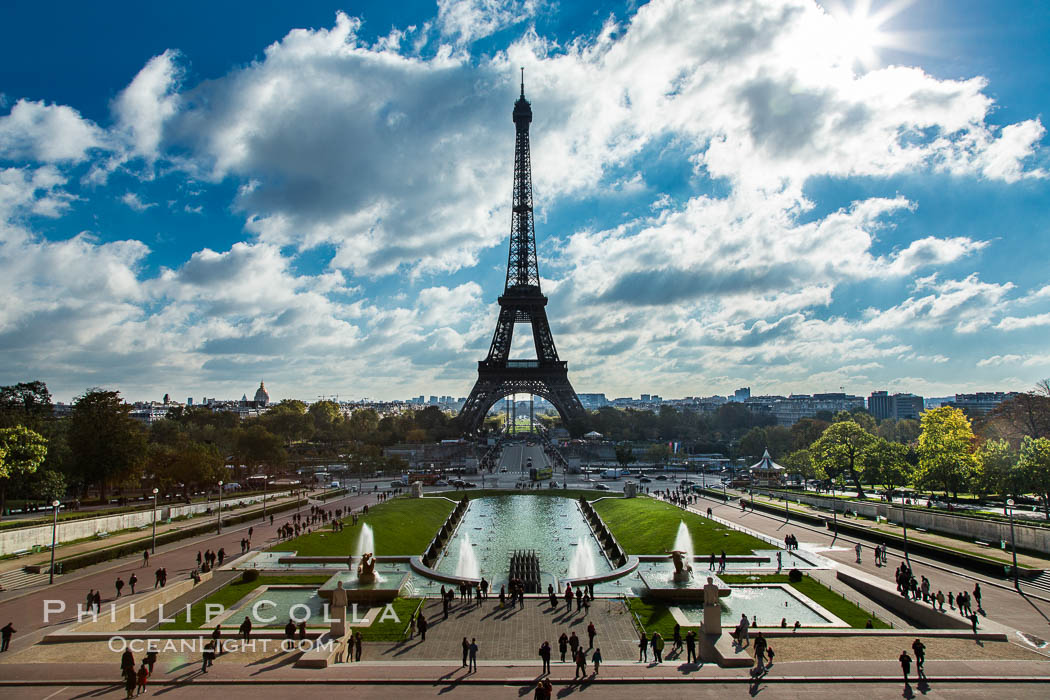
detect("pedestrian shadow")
(677, 661), (703, 674)
(247, 650), (285, 666)
(70, 683), (123, 698)
(393, 639), (426, 656)
(251, 650), (301, 675)
(902, 681), (915, 698)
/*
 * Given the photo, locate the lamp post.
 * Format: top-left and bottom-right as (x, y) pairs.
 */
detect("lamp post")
(48, 499), (60, 585)
(900, 495), (910, 566)
(217, 480), (224, 534)
(1007, 498), (1019, 589)
(151, 487), (159, 554)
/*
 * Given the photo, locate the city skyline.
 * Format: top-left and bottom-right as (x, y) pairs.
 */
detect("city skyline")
(2, 0), (1050, 404)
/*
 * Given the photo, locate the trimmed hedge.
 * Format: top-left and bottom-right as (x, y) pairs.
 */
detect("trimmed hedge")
(51, 498), (302, 574)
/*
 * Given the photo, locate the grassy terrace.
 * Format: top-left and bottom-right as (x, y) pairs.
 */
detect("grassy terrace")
(270, 496), (455, 556)
(158, 573), (420, 640)
(628, 574), (889, 637)
(159, 574), (329, 630)
(593, 496), (767, 555)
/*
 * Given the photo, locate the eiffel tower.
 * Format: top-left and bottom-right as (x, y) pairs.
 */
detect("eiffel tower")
(458, 72), (586, 435)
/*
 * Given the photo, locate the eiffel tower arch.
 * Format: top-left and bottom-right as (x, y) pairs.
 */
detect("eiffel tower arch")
(458, 72), (587, 436)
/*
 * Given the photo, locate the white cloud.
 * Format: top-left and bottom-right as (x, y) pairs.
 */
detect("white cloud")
(997, 312), (1050, 331)
(121, 192), (155, 212)
(437, 0), (543, 45)
(113, 50), (182, 160)
(0, 99), (106, 163)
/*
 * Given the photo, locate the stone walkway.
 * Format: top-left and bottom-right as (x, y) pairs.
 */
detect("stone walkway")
(363, 595), (639, 662)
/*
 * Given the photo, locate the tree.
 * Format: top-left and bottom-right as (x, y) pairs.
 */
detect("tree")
(235, 425), (286, 478)
(973, 439), (1019, 498)
(645, 443), (671, 466)
(916, 406), (977, 501)
(790, 418), (828, 452)
(0, 425), (49, 517)
(810, 420), (876, 498)
(738, 427), (767, 461)
(68, 390), (147, 499)
(765, 426), (792, 460)
(0, 381), (54, 429)
(33, 470), (67, 503)
(261, 400), (314, 443)
(984, 391), (1050, 440)
(861, 438), (912, 493)
(1018, 436), (1050, 520)
(614, 444), (636, 469)
(783, 448), (824, 482)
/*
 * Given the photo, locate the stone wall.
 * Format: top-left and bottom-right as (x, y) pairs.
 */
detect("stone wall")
(753, 488), (1050, 555)
(1, 492), (290, 556)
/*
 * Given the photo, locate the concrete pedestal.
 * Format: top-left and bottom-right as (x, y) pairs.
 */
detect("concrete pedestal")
(411, 482), (423, 498)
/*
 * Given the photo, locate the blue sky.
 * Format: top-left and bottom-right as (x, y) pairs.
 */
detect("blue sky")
(1, 0), (1048, 404)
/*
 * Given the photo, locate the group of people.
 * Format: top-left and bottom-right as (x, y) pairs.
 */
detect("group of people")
(549, 582), (595, 614)
(895, 562), (982, 631)
(114, 573), (138, 596)
(196, 548), (224, 571)
(539, 631), (602, 677)
(783, 534), (799, 550)
(119, 648), (156, 697)
(898, 638), (928, 684)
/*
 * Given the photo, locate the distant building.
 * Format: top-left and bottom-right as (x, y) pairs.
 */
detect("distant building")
(253, 381), (270, 407)
(732, 387), (751, 402)
(578, 393), (609, 409)
(945, 392), (1017, 417)
(868, 391), (924, 421)
(772, 393), (864, 426)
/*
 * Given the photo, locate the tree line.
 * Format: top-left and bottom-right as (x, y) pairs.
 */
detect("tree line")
(0, 381), (466, 516)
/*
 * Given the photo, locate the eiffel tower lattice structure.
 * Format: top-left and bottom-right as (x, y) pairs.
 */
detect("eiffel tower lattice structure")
(458, 72), (586, 435)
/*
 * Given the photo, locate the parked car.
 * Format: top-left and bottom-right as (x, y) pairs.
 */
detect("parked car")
(390, 481), (403, 488)
(655, 474), (668, 481)
(434, 480), (449, 487)
(594, 483), (611, 491)
(639, 476), (652, 483)
(461, 481), (478, 488)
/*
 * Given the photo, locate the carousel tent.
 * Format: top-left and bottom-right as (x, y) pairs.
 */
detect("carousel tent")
(748, 448), (787, 487)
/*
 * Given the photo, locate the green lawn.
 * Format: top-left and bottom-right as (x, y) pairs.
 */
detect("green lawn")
(592, 496), (767, 555)
(359, 597), (422, 641)
(158, 574), (330, 630)
(270, 496), (455, 556)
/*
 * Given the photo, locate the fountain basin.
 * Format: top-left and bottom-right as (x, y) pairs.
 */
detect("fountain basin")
(317, 571), (405, 604)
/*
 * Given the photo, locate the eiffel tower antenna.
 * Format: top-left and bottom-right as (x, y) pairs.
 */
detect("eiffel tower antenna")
(458, 74), (586, 435)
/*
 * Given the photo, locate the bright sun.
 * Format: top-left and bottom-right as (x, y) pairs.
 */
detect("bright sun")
(825, 0), (914, 70)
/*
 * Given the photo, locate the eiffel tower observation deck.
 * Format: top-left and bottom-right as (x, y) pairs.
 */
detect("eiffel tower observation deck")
(458, 71), (586, 435)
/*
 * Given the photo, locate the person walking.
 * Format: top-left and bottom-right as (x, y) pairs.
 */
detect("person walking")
(652, 631), (664, 663)
(753, 632), (767, 671)
(462, 637), (470, 667)
(539, 641), (551, 675)
(591, 647), (602, 675)
(142, 550), (149, 567)
(574, 647), (587, 678)
(685, 630), (696, 664)
(558, 633), (568, 663)
(354, 631), (362, 662)
(587, 621), (597, 649)
(418, 612), (428, 641)
(973, 583), (982, 611)
(1, 622), (15, 652)
(672, 623), (682, 652)
(129, 573), (138, 595)
(212, 624), (223, 655)
(899, 650), (912, 683)
(855, 543), (862, 563)
(239, 616), (252, 642)
(201, 641), (215, 673)
(468, 638), (478, 673)
(638, 632), (649, 662)
(136, 661), (149, 695)
(911, 638), (926, 678)
(569, 631), (580, 658)
(123, 664), (137, 699)
(116, 576), (125, 598)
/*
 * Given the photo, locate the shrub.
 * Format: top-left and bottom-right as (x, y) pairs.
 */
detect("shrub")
(241, 569), (260, 583)
(788, 568), (802, 582)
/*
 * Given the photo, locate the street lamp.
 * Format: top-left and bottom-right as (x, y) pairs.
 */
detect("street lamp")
(48, 499), (60, 585)
(900, 495), (910, 566)
(1007, 498), (1019, 589)
(217, 480), (224, 534)
(151, 487), (159, 554)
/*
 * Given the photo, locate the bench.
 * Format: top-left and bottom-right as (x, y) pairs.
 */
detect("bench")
(913, 527), (927, 533)
(12, 548), (30, 557)
(95, 531), (110, 539)
(974, 540), (991, 547)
